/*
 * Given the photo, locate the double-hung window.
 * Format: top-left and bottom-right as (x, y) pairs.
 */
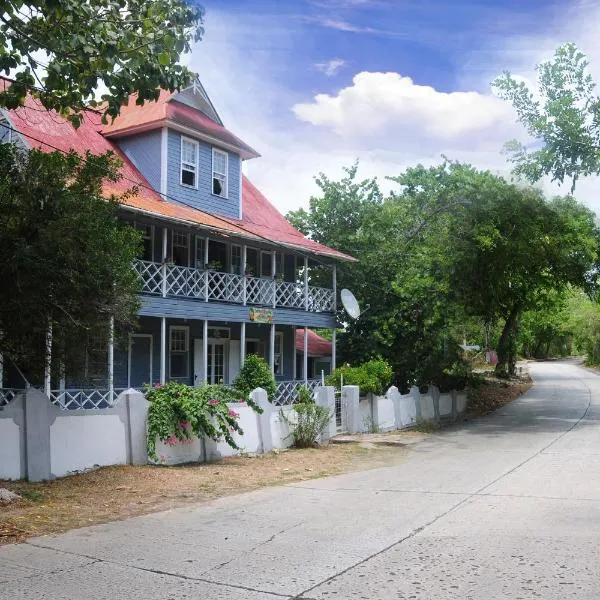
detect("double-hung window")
(274, 332), (284, 376)
(181, 137), (198, 188)
(212, 148), (228, 198)
(169, 326), (189, 380)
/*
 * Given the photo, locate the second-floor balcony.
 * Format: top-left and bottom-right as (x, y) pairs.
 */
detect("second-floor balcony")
(133, 259), (335, 313)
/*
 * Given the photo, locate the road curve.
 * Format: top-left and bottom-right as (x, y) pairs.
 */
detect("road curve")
(2, 360), (600, 599)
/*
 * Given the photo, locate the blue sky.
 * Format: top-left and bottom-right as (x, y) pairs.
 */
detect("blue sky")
(186, 0), (600, 214)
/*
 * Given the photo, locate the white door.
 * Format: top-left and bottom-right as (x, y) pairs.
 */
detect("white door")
(228, 340), (240, 384)
(193, 338), (204, 386)
(207, 341), (226, 384)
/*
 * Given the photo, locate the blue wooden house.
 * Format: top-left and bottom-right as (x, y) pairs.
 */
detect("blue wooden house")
(0, 78), (354, 406)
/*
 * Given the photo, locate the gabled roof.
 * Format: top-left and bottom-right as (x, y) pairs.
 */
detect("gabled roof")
(101, 87), (259, 160)
(295, 329), (333, 357)
(0, 78), (355, 262)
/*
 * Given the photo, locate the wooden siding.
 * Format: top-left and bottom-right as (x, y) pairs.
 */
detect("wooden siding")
(138, 296), (337, 328)
(167, 129), (241, 219)
(116, 130), (162, 192)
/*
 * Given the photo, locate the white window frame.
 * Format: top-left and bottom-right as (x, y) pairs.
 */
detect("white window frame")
(180, 136), (199, 189)
(274, 332), (284, 376)
(169, 326), (189, 380)
(212, 148), (228, 199)
(171, 230), (190, 266)
(133, 222), (155, 262)
(207, 327), (231, 340)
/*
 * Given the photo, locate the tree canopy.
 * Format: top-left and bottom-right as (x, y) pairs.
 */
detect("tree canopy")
(0, 0), (204, 126)
(0, 144), (141, 381)
(493, 43), (600, 192)
(288, 160), (600, 384)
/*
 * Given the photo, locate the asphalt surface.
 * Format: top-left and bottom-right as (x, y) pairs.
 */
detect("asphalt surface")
(2, 360), (600, 599)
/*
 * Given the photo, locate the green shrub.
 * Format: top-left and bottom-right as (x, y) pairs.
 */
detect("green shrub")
(234, 354), (277, 401)
(326, 357), (393, 395)
(144, 382), (262, 461)
(281, 387), (332, 448)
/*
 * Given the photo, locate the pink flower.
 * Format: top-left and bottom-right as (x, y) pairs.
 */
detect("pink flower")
(153, 383), (162, 388)
(208, 399), (219, 405)
(228, 409), (239, 418)
(239, 399), (246, 404)
(165, 434), (178, 446)
(179, 421), (191, 429)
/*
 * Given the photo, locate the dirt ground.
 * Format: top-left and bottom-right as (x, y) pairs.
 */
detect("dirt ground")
(0, 376), (533, 546)
(0, 443), (408, 546)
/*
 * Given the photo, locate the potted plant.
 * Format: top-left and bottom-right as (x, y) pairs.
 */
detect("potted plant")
(245, 266), (254, 278)
(207, 260), (222, 271)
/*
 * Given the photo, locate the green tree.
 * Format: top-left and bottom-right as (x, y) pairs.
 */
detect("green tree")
(0, 144), (141, 380)
(0, 0), (204, 126)
(493, 43), (600, 192)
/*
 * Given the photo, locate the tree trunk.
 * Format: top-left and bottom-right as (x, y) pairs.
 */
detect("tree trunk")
(495, 303), (521, 378)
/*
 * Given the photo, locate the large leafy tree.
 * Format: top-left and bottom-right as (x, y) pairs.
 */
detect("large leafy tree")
(0, 0), (204, 126)
(493, 43), (600, 192)
(0, 144), (141, 381)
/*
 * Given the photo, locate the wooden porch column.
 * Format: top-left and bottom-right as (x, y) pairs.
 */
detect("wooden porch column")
(240, 321), (246, 367)
(333, 264), (337, 311)
(161, 227), (168, 298)
(44, 321), (52, 396)
(203, 319), (208, 383)
(271, 250), (277, 308)
(160, 317), (166, 384)
(304, 256), (309, 311)
(108, 316), (114, 398)
(332, 328), (337, 372)
(303, 327), (308, 383)
(242, 244), (247, 306)
(292, 325), (297, 381)
(204, 237), (209, 302)
(269, 323), (276, 375)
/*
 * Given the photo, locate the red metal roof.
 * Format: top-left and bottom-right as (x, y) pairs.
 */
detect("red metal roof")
(296, 329), (333, 356)
(1, 80), (354, 261)
(101, 89), (259, 160)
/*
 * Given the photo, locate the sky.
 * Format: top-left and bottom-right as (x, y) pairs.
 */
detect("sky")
(186, 0), (600, 216)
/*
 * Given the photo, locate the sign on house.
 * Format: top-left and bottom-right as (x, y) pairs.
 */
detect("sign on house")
(249, 308), (273, 323)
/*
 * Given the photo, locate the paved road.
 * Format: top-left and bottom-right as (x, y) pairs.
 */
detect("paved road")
(2, 360), (600, 599)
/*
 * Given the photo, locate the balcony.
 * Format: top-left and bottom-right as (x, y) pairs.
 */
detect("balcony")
(133, 260), (335, 313)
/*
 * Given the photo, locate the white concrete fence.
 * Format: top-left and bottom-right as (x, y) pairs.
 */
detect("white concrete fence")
(0, 383), (467, 481)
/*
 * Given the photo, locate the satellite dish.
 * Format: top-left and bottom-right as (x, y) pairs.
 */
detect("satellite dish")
(341, 289), (361, 319)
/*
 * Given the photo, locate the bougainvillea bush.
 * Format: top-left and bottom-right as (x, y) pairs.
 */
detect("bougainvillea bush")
(145, 382), (262, 461)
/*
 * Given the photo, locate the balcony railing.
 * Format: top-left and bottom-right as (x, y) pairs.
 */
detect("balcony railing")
(133, 260), (335, 313)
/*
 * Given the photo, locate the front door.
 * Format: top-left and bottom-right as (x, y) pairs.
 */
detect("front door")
(207, 342), (226, 384)
(193, 339), (228, 385)
(128, 335), (152, 388)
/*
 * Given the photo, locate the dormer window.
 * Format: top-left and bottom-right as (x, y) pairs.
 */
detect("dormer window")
(212, 148), (228, 198)
(180, 137), (198, 188)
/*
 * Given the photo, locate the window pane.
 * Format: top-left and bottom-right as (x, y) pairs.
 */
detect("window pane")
(213, 174), (226, 196)
(213, 151), (227, 174)
(261, 252), (272, 277)
(181, 168), (195, 187)
(170, 353), (188, 378)
(182, 140), (196, 165)
(170, 328), (188, 352)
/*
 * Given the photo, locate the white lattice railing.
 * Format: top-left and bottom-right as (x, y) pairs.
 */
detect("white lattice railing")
(134, 260), (334, 313)
(274, 379), (322, 406)
(276, 281), (306, 309)
(207, 270), (244, 303)
(133, 260), (163, 295)
(0, 388), (22, 408)
(307, 286), (335, 312)
(49, 389), (117, 410)
(166, 264), (205, 299)
(246, 276), (275, 306)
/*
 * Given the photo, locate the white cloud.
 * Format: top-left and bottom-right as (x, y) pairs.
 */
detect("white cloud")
(190, 1), (600, 218)
(293, 71), (519, 153)
(315, 58), (346, 76)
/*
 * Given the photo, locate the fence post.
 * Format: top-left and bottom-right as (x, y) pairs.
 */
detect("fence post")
(388, 386), (402, 429)
(316, 386), (336, 442)
(24, 387), (52, 481)
(126, 390), (149, 465)
(252, 388), (274, 453)
(342, 385), (360, 434)
(430, 385), (441, 420)
(410, 385), (421, 421)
